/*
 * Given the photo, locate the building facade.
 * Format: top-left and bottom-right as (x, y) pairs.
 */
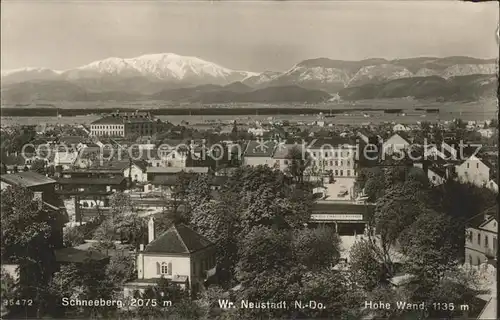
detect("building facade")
(465, 206), (497, 266)
(90, 111), (161, 137)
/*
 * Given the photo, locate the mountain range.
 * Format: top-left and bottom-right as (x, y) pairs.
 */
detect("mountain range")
(1, 53), (497, 104)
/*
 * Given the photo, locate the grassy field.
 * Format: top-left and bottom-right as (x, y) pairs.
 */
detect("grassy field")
(1, 98), (496, 126)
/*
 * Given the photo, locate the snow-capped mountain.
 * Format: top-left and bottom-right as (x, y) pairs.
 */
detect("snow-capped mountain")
(63, 53), (258, 85)
(1, 67), (63, 84)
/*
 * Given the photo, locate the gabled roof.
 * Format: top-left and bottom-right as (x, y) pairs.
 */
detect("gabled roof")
(144, 224), (213, 254)
(428, 166), (446, 179)
(1, 172), (56, 188)
(467, 205), (498, 229)
(243, 140), (277, 157)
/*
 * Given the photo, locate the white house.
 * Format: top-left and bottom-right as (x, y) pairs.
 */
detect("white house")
(478, 128), (495, 139)
(382, 133), (411, 156)
(455, 155), (491, 188)
(242, 141), (277, 167)
(123, 162), (148, 183)
(148, 148), (187, 168)
(53, 149), (79, 169)
(392, 124), (410, 132)
(465, 206), (497, 266)
(123, 219), (216, 297)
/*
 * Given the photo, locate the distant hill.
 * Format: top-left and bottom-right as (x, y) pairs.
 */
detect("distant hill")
(338, 74), (497, 101)
(197, 85), (331, 104)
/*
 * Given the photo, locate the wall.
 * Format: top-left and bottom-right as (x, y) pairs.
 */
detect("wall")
(465, 222), (497, 265)
(189, 246), (217, 291)
(123, 165), (147, 183)
(137, 253), (191, 281)
(456, 158), (489, 187)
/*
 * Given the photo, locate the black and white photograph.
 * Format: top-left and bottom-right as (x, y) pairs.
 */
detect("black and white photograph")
(0, 1), (498, 319)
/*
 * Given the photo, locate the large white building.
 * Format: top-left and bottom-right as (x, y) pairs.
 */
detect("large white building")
(307, 138), (357, 178)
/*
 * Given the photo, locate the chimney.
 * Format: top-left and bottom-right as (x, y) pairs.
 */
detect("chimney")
(148, 217), (155, 243)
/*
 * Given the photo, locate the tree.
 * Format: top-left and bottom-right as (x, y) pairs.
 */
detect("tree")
(293, 226), (340, 270)
(109, 191), (133, 217)
(105, 254), (135, 287)
(1, 186), (59, 317)
(349, 239), (387, 291)
(197, 286), (226, 320)
(63, 225), (86, 247)
(373, 180), (430, 275)
(235, 227), (300, 312)
(186, 174), (212, 212)
(285, 146), (311, 184)
(399, 210), (460, 282)
(190, 199), (239, 286)
(356, 167), (385, 201)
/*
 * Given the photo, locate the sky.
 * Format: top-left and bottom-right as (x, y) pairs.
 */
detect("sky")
(1, 1), (498, 73)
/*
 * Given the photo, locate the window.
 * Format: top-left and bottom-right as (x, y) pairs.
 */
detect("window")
(313, 152), (316, 157)
(467, 163), (470, 169)
(161, 262), (169, 274)
(476, 163), (479, 169)
(340, 160), (343, 166)
(468, 231), (473, 242)
(284, 160), (288, 165)
(477, 257), (481, 265)
(347, 170), (351, 176)
(432, 176), (436, 181)
(335, 170), (339, 176)
(469, 255), (472, 265)
(330, 160), (333, 166)
(335, 160), (338, 166)
(494, 238), (497, 250)
(347, 160), (351, 166)
(340, 170), (344, 176)
(477, 233), (481, 246)
(485, 235), (488, 248)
